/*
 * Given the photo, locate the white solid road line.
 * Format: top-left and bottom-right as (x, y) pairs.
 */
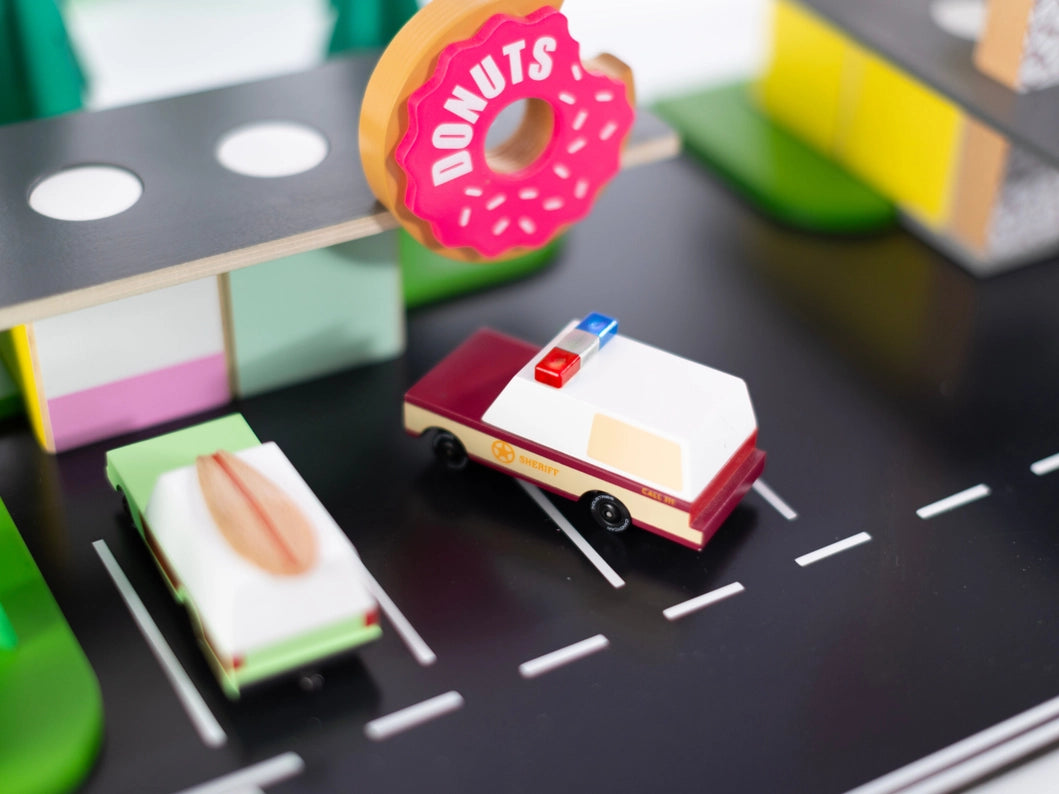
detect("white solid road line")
(916, 484), (991, 519)
(93, 539), (227, 749)
(355, 561), (437, 666)
(365, 691), (465, 741)
(752, 479), (798, 520)
(518, 481), (625, 589)
(846, 691), (1059, 794)
(664, 582), (745, 621)
(174, 753), (304, 794)
(1030, 452), (1059, 476)
(519, 634), (610, 679)
(795, 532), (872, 567)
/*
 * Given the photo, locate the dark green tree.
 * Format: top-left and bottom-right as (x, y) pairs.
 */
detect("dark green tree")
(0, 0), (84, 124)
(326, 0), (420, 54)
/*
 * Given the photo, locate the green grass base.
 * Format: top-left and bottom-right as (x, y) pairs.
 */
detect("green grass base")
(0, 499), (103, 794)
(654, 81), (897, 235)
(400, 230), (561, 308)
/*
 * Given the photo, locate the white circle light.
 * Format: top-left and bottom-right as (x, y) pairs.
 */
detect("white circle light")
(216, 121), (329, 178)
(29, 165), (143, 221)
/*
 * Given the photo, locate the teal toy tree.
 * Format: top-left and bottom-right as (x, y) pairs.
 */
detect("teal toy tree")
(0, 602), (15, 650)
(326, 0), (420, 54)
(0, 0), (85, 124)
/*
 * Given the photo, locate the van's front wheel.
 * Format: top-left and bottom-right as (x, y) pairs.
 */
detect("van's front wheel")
(432, 430), (468, 470)
(589, 493), (630, 533)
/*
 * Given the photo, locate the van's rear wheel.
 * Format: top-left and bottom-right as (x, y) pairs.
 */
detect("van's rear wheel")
(589, 493), (631, 533)
(432, 430), (468, 470)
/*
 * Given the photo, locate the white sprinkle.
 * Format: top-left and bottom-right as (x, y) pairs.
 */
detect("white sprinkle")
(518, 481), (624, 588)
(916, 484), (991, 519)
(595, 91), (614, 102)
(567, 138), (587, 154)
(1031, 452), (1059, 476)
(492, 218), (510, 236)
(599, 121), (619, 141)
(752, 479), (798, 520)
(664, 582), (745, 622)
(365, 692), (464, 741)
(353, 561), (437, 666)
(519, 634), (609, 679)
(559, 91), (576, 105)
(486, 194), (507, 211)
(519, 188), (539, 200)
(574, 179), (590, 199)
(543, 198), (564, 211)
(174, 753), (304, 794)
(93, 540), (227, 749)
(571, 64), (583, 81)
(795, 532), (872, 567)
(458, 207), (471, 227)
(573, 110), (589, 131)
(553, 164), (571, 179)
(464, 187), (483, 197)
(518, 217), (536, 234)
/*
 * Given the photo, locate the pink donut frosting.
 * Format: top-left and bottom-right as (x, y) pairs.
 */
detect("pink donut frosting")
(395, 6), (635, 257)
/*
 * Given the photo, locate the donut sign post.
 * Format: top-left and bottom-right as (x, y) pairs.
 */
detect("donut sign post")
(360, 0), (636, 262)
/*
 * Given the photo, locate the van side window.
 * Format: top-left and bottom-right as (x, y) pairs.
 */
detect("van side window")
(587, 413), (683, 492)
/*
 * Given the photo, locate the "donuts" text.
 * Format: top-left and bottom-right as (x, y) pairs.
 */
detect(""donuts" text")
(429, 36), (558, 187)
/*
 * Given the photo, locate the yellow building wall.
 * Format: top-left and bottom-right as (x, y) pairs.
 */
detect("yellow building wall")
(758, 0), (964, 227)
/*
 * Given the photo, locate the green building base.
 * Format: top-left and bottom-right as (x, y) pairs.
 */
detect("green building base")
(654, 81), (896, 235)
(0, 498), (103, 794)
(400, 230), (562, 309)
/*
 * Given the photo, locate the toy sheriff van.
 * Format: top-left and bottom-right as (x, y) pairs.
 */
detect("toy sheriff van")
(106, 415), (381, 698)
(404, 314), (765, 550)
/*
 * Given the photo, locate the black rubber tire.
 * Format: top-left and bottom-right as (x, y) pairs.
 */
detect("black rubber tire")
(589, 493), (631, 533)
(432, 430), (469, 470)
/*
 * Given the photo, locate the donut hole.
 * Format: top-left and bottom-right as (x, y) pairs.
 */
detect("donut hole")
(485, 98), (555, 175)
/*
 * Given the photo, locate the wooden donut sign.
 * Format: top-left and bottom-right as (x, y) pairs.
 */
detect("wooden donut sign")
(360, 0), (635, 262)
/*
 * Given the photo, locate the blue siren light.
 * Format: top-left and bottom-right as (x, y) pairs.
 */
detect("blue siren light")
(576, 313), (618, 347)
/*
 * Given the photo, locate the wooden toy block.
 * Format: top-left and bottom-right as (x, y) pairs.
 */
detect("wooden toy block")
(223, 235), (404, 398)
(976, 0), (1059, 92)
(756, 0), (848, 154)
(836, 48), (963, 228)
(758, 0), (962, 227)
(5, 278), (230, 452)
(945, 115), (1059, 271)
(0, 53), (675, 331)
(0, 497), (103, 794)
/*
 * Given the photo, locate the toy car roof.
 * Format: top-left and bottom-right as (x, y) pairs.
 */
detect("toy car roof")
(482, 319), (757, 501)
(145, 441), (376, 659)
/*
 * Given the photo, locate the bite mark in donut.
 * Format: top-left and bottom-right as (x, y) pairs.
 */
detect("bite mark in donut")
(394, 6), (635, 258)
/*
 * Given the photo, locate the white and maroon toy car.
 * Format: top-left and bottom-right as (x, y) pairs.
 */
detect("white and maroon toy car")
(404, 314), (765, 550)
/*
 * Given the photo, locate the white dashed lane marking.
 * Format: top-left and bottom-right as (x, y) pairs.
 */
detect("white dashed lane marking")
(795, 532), (872, 567)
(916, 484), (991, 519)
(519, 635), (610, 679)
(173, 753), (303, 794)
(365, 692), (465, 741)
(664, 582), (745, 622)
(1031, 452), (1059, 476)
